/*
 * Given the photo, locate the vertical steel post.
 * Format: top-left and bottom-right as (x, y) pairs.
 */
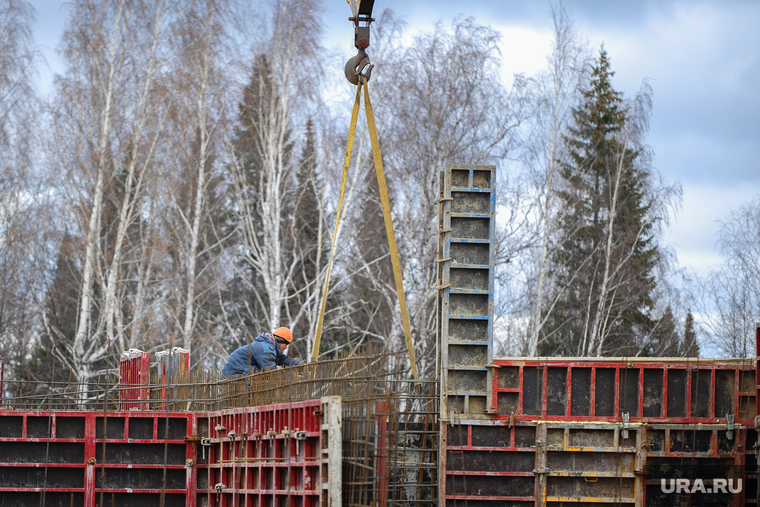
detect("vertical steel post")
(756, 324), (760, 507)
(320, 396), (342, 507)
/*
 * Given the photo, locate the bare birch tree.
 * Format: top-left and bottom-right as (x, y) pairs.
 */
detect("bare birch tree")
(49, 0), (179, 383)
(524, 5), (590, 356)
(341, 13), (525, 375)
(160, 0), (233, 360)
(98, 0), (173, 355)
(0, 0), (45, 371)
(51, 0), (130, 384)
(226, 0), (325, 358)
(690, 198), (760, 357)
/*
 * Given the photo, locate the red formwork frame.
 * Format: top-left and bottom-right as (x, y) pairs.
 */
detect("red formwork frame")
(441, 357), (757, 507)
(0, 399), (344, 507)
(0, 410), (197, 506)
(119, 349), (151, 411)
(195, 397), (341, 507)
(488, 358), (756, 426)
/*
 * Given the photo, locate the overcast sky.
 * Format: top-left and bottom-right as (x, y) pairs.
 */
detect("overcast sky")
(29, 0), (760, 277)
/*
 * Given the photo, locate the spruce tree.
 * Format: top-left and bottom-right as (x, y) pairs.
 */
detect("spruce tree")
(26, 234), (86, 384)
(682, 309), (700, 357)
(643, 306), (679, 357)
(541, 48), (659, 357)
(289, 119), (341, 354)
(225, 53), (295, 342)
(294, 119), (320, 284)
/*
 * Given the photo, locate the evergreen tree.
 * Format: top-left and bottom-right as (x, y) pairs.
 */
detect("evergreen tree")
(343, 168), (395, 350)
(26, 234), (86, 384)
(294, 119), (320, 285)
(225, 53), (295, 344)
(643, 306), (679, 357)
(288, 119), (342, 355)
(682, 309), (700, 357)
(541, 48), (659, 357)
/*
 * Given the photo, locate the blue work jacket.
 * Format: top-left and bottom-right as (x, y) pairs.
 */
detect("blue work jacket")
(221, 332), (303, 377)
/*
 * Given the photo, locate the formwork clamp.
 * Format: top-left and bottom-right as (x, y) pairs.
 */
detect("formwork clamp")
(726, 414), (735, 440)
(200, 437), (213, 460)
(622, 412), (630, 439)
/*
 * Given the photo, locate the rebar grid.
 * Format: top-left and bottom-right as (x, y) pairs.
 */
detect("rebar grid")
(0, 351), (440, 506)
(0, 350), (408, 411)
(343, 380), (440, 507)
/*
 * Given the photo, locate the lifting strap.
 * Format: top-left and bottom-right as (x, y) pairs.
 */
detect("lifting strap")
(311, 76), (418, 381)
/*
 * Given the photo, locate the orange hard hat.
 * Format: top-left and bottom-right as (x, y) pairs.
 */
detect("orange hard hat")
(273, 327), (293, 343)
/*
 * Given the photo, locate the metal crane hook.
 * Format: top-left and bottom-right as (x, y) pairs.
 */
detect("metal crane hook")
(345, 0), (375, 85)
(344, 48), (374, 85)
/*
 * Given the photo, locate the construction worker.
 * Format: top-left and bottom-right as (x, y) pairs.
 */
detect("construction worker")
(221, 327), (304, 377)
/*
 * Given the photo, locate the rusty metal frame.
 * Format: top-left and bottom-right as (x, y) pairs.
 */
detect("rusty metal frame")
(0, 410), (195, 505)
(492, 358), (756, 426)
(438, 164), (496, 421)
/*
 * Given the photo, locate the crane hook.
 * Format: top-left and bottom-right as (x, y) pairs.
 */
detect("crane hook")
(345, 48), (374, 85)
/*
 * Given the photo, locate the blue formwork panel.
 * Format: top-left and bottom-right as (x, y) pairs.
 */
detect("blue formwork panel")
(438, 164), (496, 420)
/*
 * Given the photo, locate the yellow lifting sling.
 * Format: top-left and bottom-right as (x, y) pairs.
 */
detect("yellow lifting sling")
(311, 76), (418, 381)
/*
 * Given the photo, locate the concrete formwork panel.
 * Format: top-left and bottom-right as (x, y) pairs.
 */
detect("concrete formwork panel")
(438, 359), (756, 507)
(194, 397), (339, 507)
(436, 162), (758, 507)
(438, 164), (497, 420)
(0, 411), (196, 506)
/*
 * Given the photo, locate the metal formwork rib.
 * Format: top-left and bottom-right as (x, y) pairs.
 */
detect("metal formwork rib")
(438, 164), (497, 420)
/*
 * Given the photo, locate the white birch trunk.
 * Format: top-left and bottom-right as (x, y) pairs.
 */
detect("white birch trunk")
(72, 0), (126, 376)
(102, 1), (168, 352)
(588, 129), (633, 356)
(182, 7), (216, 353)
